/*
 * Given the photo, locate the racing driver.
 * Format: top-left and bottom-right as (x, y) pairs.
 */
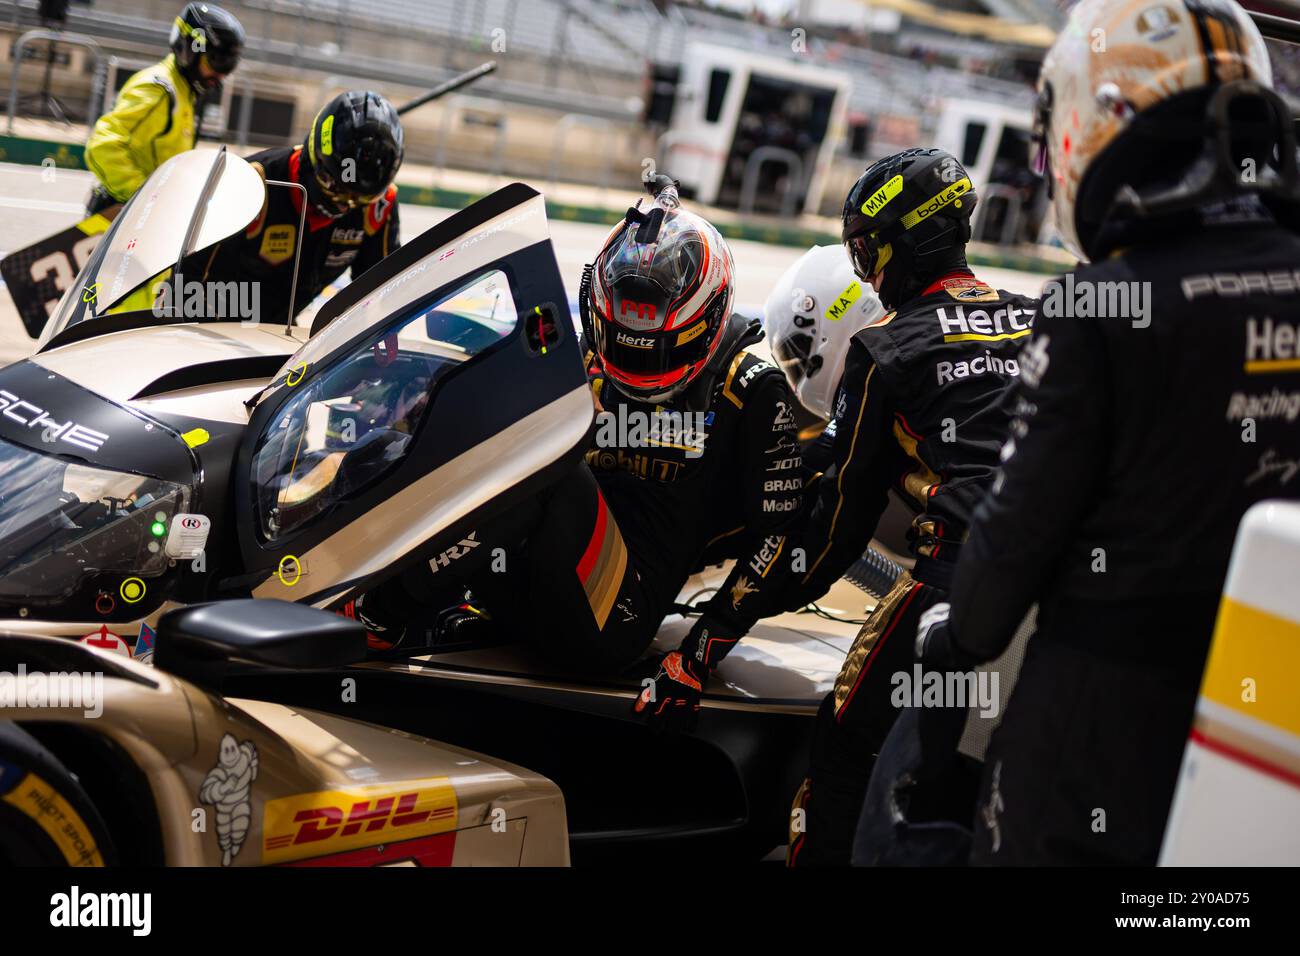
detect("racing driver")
(780, 148), (1039, 866)
(360, 176), (803, 720)
(915, 0), (1300, 865)
(195, 90), (403, 326)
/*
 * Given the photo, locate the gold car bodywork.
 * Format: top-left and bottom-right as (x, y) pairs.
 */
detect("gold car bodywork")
(5, 635), (569, 866)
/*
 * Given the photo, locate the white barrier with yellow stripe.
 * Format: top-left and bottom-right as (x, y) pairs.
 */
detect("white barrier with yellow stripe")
(1160, 501), (1300, 865)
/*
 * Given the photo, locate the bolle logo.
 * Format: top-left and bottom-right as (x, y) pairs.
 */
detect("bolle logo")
(616, 331), (656, 349)
(901, 177), (972, 229)
(262, 778), (458, 864)
(861, 174), (903, 217)
(620, 300), (657, 323)
(429, 532), (480, 572)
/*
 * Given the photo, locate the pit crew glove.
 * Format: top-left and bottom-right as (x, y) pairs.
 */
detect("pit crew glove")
(634, 650), (706, 733)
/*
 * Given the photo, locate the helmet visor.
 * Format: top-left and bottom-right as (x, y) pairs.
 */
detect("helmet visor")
(845, 233), (883, 282)
(202, 45), (241, 75)
(1029, 84), (1052, 178)
(597, 214), (711, 331)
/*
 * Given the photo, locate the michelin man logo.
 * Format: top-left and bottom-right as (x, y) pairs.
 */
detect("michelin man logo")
(199, 734), (259, 866)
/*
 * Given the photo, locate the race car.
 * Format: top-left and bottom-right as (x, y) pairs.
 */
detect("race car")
(0, 148), (874, 865)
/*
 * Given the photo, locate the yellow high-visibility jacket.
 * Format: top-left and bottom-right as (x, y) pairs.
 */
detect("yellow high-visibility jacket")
(85, 54), (197, 203)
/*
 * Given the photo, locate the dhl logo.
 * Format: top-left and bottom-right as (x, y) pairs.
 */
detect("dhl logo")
(262, 777), (458, 864)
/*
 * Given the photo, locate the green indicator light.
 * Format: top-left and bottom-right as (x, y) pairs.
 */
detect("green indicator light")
(151, 521), (167, 537)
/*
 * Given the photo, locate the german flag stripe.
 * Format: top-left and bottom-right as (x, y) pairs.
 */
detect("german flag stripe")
(577, 489), (629, 629)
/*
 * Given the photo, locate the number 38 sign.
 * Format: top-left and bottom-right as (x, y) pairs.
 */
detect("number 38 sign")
(0, 204), (121, 338)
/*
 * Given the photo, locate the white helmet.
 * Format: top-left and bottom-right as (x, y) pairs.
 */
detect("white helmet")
(762, 245), (884, 420)
(1034, 0), (1293, 261)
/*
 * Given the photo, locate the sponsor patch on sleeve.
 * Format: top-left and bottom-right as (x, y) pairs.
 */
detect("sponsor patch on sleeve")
(364, 187), (397, 236)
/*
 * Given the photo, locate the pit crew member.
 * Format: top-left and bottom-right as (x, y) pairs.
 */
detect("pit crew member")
(85, 3), (244, 213)
(779, 148), (1038, 866)
(916, 0), (1300, 866)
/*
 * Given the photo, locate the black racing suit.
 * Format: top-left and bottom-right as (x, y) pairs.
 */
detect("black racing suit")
(582, 341), (804, 670)
(381, 331), (803, 673)
(785, 272), (1039, 866)
(924, 211), (1300, 866)
(195, 145), (400, 326)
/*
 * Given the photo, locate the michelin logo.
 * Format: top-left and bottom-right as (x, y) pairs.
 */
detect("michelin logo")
(936, 304), (1034, 344)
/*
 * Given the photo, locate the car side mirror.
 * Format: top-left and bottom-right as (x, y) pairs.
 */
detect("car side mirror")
(153, 599), (366, 692)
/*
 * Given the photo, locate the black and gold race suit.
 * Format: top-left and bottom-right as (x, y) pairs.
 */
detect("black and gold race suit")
(197, 145), (399, 326)
(792, 273), (1040, 605)
(376, 328), (803, 673)
(582, 336), (803, 665)
(923, 210), (1300, 865)
(784, 271), (1038, 866)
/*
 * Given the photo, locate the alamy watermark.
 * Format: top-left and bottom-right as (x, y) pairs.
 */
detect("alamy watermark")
(1041, 274), (1151, 328)
(593, 406), (709, 458)
(152, 273), (261, 324)
(0, 664), (103, 718)
(891, 663), (1000, 719)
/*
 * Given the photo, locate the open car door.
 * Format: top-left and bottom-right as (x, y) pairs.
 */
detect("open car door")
(233, 183), (591, 609)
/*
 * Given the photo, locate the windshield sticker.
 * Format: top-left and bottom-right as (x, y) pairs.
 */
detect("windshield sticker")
(80, 625), (132, 658)
(165, 514), (210, 559)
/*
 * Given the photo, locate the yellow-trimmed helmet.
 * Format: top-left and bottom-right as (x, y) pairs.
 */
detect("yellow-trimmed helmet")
(842, 148), (977, 310)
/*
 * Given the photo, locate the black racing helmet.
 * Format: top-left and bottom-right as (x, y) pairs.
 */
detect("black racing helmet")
(842, 148), (977, 310)
(170, 3), (245, 93)
(303, 91), (405, 219)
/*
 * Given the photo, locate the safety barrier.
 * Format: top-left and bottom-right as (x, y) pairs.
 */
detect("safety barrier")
(6, 29), (104, 135)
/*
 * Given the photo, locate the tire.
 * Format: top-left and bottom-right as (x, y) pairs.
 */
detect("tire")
(0, 722), (117, 867)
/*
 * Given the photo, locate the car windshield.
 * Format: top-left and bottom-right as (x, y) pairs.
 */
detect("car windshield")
(0, 437), (190, 606)
(39, 150), (266, 346)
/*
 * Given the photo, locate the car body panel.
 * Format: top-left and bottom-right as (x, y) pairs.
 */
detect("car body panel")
(2, 634), (568, 866)
(32, 323), (306, 414)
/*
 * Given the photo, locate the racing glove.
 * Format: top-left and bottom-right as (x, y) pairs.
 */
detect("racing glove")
(633, 614), (740, 732)
(634, 650), (706, 733)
